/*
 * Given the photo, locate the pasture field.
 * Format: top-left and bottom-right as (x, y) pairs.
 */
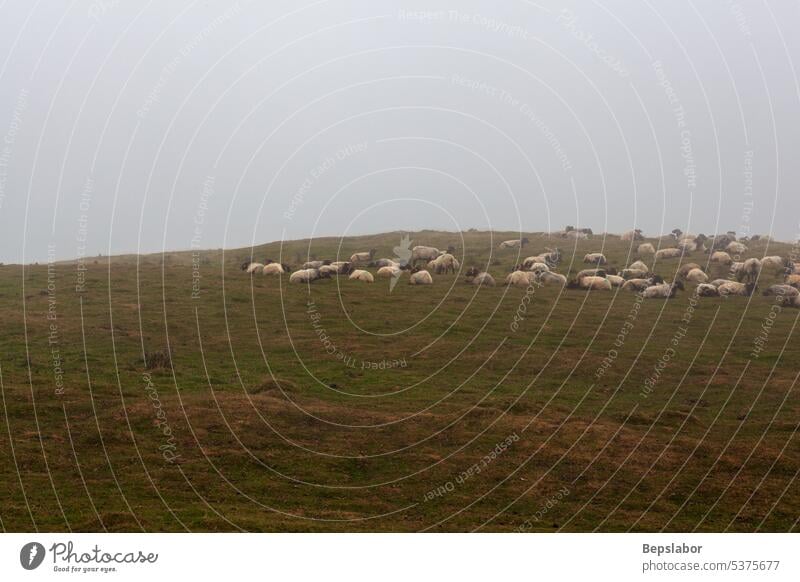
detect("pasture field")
(0, 230), (798, 532)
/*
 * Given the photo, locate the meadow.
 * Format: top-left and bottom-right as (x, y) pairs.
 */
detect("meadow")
(0, 230), (797, 532)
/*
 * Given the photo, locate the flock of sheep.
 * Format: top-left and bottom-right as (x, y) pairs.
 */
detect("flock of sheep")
(240, 228), (800, 308)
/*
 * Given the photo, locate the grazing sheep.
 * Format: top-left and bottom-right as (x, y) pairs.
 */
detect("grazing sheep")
(377, 266), (402, 278)
(677, 263), (703, 279)
(499, 238), (530, 249)
(628, 260), (649, 272)
(737, 258), (762, 284)
(583, 253), (608, 265)
(536, 271), (567, 286)
(710, 251), (733, 265)
(372, 258), (400, 268)
(763, 285), (800, 299)
(430, 253), (460, 274)
(524, 262), (551, 273)
(621, 268), (649, 280)
(637, 243), (656, 255)
(262, 263), (286, 275)
(246, 262), (264, 274)
(606, 275), (625, 287)
(472, 272), (497, 287)
(409, 269), (433, 285)
(717, 281), (757, 296)
(621, 229), (644, 241)
(564, 230), (589, 240)
(642, 281), (683, 299)
(505, 271), (535, 287)
(696, 283), (720, 297)
(350, 249), (377, 264)
(761, 256), (789, 272)
(684, 268), (709, 284)
(348, 269), (374, 283)
(726, 241), (748, 255)
(622, 277), (660, 292)
(411, 246), (448, 266)
(655, 248), (683, 260)
(568, 276), (612, 291)
(289, 268), (324, 283)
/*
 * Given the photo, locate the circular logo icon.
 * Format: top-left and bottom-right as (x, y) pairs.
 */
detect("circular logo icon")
(20, 542), (46, 570)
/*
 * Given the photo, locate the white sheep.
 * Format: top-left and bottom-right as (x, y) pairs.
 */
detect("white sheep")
(710, 251), (733, 265)
(409, 269), (433, 285)
(726, 241), (748, 255)
(786, 274), (800, 288)
(377, 266), (402, 278)
(628, 260), (649, 272)
(536, 271), (567, 286)
(607, 275), (625, 287)
(505, 271), (535, 287)
(717, 281), (757, 296)
(621, 229), (644, 241)
(642, 281), (683, 298)
(262, 263), (285, 275)
(655, 248), (683, 260)
(637, 243), (656, 255)
(621, 278), (653, 292)
(571, 276), (612, 291)
(499, 238), (529, 249)
(348, 269), (374, 283)
(696, 284), (720, 297)
(583, 253), (607, 265)
(246, 262), (264, 274)
(762, 285), (799, 300)
(350, 249), (376, 264)
(430, 253), (460, 274)
(411, 246), (446, 266)
(761, 256), (788, 272)
(684, 268), (709, 284)
(525, 262), (550, 273)
(737, 258), (762, 284)
(289, 269), (320, 283)
(472, 272), (496, 286)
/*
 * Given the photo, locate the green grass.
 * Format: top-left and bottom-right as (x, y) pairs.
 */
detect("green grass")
(0, 230), (797, 532)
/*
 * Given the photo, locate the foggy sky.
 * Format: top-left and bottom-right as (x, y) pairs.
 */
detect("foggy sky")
(1, 0), (798, 263)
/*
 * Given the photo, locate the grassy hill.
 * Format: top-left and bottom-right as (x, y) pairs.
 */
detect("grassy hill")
(0, 230), (797, 531)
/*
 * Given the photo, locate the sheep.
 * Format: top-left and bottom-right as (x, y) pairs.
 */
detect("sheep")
(762, 285), (800, 300)
(621, 268), (649, 280)
(411, 246), (450, 266)
(677, 263), (703, 279)
(536, 271), (567, 286)
(330, 261), (353, 274)
(289, 268), (323, 283)
(318, 265), (338, 277)
(583, 253), (608, 265)
(761, 256), (789, 272)
(377, 266), (402, 278)
(262, 263), (286, 275)
(655, 248), (683, 260)
(464, 266), (480, 282)
(372, 258), (400, 268)
(726, 241), (748, 255)
(499, 238), (530, 249)
(564, 230), (589, 240)
(620, 229), (644, 241)
(677, 238), (698, 253)
(568, 276), (612, 291)
(786, 274), (800, 289)
(696, 283), (720, 297)
(684, 268), (709, 284)
(350, 249), (377, 264)
(606, 275), (625, 287)
(575, 268), (607, 281)
(622, 278), (653, 292)
(717, 281), (757, 296)
(637, 243), (656, 255)
(524, 262), (550, 273)
(505, 271), (535, 287)
(737, 258), (762, 284)
(628, 260), (650, 272)
(472, 272), (496, 286)
(710, 251), (733, 265)
(409, 269), (433, 285)
(642, 281), (684, 299)
(301, 260), (330, 269)
(430, 253), (460, 274)
(245, 262), (264, 274)
(710, 279), (730, 288)
(348, 269), (374, 283)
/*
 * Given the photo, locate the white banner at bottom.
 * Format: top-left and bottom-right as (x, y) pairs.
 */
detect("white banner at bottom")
(0, 534), (797, 581)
